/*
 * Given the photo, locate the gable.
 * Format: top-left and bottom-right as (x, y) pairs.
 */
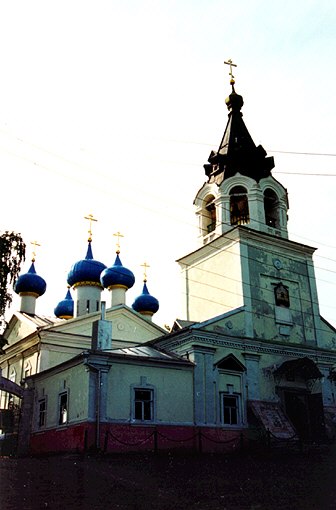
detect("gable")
(47, 305), (166, 346)
(3, 313), (38, 346)
(215, 354), (246, 372)
(193, 307), (246, 337)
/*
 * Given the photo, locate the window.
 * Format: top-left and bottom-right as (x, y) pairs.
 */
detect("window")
(221, 393), (240, 425)
(39, 399), (47, 428)
(9, 367), (16, 383)
(58, 392), (68, 425)
(201, 195), (216, 235)
(24, 361), (32, 379)
(205, 198), (216, 233)
(133, 389), (153, 421)
(229, 186), (249, 226)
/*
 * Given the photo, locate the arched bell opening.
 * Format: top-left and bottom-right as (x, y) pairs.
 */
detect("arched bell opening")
(264, 188), (280, 228)
(229, 186), (249, 226)
(201, 195), (217, 234)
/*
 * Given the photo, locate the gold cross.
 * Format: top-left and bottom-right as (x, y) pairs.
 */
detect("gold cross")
(141, 262), (150, 282)
(113, 231), (124, 253)
(84, 214), (97, 241)
(30, 240), (41, 262)
(224, 59), (237, 87)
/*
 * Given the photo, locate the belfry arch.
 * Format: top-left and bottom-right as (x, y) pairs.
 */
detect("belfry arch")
(264, 188), (280, 228)
(202, 195), (217, 235)
(229, 186), (249, 226)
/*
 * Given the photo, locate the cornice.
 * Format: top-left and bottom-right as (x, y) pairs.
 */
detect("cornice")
(159, 332), (336, 364)
(177, 226), (316, 267)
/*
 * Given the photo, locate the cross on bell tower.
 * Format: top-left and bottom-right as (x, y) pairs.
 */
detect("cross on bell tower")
(224, 59), (237, 91)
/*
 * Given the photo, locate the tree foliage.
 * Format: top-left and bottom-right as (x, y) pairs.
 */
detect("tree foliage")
(0, 231), (26, 334)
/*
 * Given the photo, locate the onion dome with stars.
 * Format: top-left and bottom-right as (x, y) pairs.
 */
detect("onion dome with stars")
(54, 287), (74, 319)
(14, 260), (47, 297)
(67, 215), (106, 289)
(132, 263), (159, 318)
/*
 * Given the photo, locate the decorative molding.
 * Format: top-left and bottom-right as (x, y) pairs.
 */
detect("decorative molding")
(160, 334), (336, 364)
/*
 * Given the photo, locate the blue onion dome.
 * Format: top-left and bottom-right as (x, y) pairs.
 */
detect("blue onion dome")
(132, 281), (159, 316)
(67, 241), (106, 288)
(54, 288), (74, 319)
(100, 252), (135, 290)
(14, 261), (47, 297)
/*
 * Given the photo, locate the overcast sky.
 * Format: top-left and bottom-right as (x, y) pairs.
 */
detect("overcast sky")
(1, 0), (336, 328)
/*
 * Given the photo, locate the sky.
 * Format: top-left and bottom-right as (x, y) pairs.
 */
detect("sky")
(1, 0), (336, 328)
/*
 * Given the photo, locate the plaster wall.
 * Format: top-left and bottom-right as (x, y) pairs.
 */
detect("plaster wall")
(247, 244), (321, 346)
(181, 242), (243, 322)
(32, 364), (89, 432)
(106, 363), (193, 424)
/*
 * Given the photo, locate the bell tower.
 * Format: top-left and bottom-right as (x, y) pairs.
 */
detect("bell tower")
(195, 60), (288, 246)
(178, 63), (322, 347)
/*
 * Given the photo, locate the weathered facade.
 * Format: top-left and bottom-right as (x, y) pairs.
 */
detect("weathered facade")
(1, 73), (336, 456)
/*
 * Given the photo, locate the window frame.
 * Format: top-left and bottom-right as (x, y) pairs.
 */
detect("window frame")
(58, 391), (68, 426)
(38, 398), (47, 428)
(220, 392), (241, 427)
(133, 388), (154, 422)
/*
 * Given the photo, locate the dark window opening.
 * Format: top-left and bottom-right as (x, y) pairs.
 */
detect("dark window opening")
(134, 389), (153, 421)
(229, 186), (249, 226)
(203, 196), (216, 234)
(264, 189), (279, 228)
(206, 202), (216, 233)
(39, 399), (46, 428)
(86, 300), (90, 313)
(222, 395), (239, 425)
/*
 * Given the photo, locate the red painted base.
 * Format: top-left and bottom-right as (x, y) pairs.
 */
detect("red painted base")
(29, 422), (245, 455)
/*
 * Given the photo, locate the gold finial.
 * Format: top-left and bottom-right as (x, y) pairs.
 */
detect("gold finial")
(30, 240), (41, 262)
(141, 262), (150, 282)
(224, 59), (237, 90)
(84, 214), (97, 242)
(113, 231), (124, 254)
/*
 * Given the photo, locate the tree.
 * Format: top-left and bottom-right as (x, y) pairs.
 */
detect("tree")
(0, 231), (26, 340)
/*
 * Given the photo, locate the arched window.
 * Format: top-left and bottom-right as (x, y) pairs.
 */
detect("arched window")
(203, 195), (216, 234)
(24, 361), (32, 378)
(9, 367), (16, 383)
(264, 188), (279, 228)
(229, 186), (249, 226)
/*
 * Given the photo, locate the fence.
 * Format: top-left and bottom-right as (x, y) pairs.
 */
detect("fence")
(100, 426), (245, 454)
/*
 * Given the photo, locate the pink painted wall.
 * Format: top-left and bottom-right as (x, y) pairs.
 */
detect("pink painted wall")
(29, 422), (244, 455)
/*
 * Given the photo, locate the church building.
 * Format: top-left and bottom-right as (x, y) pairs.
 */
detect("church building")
(1, 65), (336, 455)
